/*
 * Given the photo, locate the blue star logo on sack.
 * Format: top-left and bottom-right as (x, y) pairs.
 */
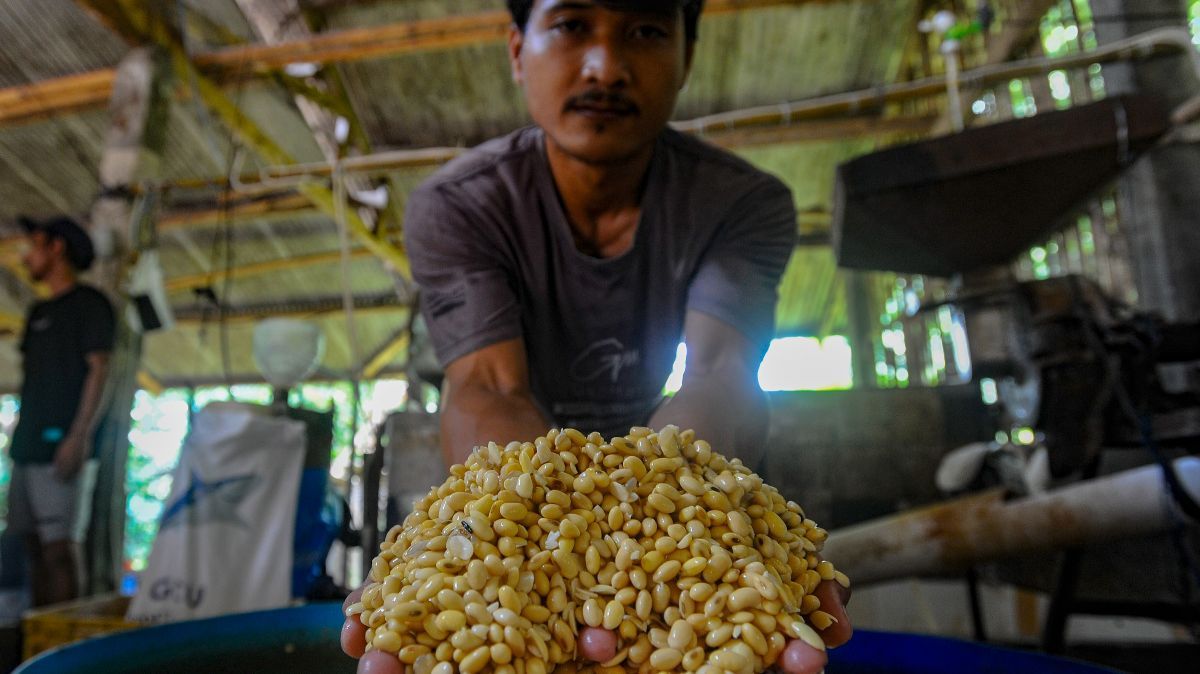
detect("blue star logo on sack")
(160, 470), (260, 530)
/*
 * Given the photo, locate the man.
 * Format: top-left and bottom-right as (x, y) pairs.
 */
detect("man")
(7, 216), (114, 607)
(343, 2), (849, 672)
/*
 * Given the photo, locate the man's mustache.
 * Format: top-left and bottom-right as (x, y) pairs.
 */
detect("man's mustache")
(565, 90), (639, 114)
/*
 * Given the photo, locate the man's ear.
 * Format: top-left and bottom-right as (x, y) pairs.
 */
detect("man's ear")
(508, 25), (525, 85)
(47, 236), (67, 261)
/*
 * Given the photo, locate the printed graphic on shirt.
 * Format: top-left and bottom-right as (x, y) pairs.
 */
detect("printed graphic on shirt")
(570, 338), (640, 384)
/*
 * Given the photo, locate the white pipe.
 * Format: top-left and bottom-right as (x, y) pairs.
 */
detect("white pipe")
(822, 457), (1200, 586)
(943, 41), (965, 134)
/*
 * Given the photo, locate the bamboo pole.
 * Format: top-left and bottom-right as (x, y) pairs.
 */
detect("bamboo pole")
(163, 247), (371, 292)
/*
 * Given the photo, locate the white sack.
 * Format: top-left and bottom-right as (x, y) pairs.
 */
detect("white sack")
(128, 405), (306, 622)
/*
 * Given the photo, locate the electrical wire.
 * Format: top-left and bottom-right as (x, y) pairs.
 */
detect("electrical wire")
(331, 159), (371, 583)
(1068, 277), (1200, 614)
(175, 0), (254, 391)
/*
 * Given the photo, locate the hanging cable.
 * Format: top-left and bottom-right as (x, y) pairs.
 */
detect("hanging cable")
(1069, 278), (1200, 607)
(331, 160), (369, 584)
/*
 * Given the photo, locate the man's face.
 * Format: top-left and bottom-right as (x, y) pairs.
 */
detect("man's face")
(21, 232), (58, 282)
(509, 0), (694, 165)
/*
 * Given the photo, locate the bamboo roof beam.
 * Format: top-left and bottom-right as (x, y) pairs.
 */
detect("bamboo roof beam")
(0, 69), (117, 127)
(3, 0), (839, 128)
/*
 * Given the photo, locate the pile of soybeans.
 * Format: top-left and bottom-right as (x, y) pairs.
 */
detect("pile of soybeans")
(349, 426), (848, 674)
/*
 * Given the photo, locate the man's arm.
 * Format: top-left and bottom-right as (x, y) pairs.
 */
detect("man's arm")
(440, 338), (551, 466)
(649, 310), (768, 468)
(54, 351), (109, 480)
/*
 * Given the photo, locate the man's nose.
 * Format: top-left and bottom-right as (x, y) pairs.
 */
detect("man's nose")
(581, 39), (630, 88)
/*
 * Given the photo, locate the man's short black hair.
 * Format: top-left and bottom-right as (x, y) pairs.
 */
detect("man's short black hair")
(506, 1), (705, 42)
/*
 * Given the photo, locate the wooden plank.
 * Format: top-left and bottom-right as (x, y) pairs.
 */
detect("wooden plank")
(2, 0), (839, 127)
(194, 0), (826, 72)
(157, 192), (316, 231)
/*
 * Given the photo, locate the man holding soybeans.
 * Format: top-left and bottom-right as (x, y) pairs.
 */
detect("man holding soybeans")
(343, 2), (850, 672)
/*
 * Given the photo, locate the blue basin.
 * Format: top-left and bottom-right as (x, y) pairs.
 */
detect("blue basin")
(16, 603), (1122, 673)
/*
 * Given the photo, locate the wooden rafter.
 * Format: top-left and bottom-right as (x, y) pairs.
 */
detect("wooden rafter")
(360, 327), (412, 380)
(6, 0), (840, 127)
(0, 192), (318, 256)
(158, 192), (316, 231)
(164, 247), (371, 292)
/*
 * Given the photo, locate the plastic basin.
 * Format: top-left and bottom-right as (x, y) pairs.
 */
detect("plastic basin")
(15, 603), (1123, 673)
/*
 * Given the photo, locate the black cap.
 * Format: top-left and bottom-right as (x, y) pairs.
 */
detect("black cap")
(18, 215), (97, 271)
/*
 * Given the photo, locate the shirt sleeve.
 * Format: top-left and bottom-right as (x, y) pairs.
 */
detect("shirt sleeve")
(404, 185), (523, 368)
(686, 176), (797, 355)
(80, 290), (116, 355)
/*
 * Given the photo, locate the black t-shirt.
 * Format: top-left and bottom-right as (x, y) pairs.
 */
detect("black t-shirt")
(405, 127), (796, 439)
(11, 285), (116, 464)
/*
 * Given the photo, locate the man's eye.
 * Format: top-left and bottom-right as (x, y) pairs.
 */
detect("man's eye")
(552, 19), (586, 33)
(631, 25), (668, 39)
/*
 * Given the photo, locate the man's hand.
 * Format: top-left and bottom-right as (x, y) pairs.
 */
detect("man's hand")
(53, 432), (87, 481)
(649, 312), (770, 466)
(342, 585), (405, 674)
(440, 339), (552, 466)
(574, 578), (851, 674)
(341, 579), (851, 674)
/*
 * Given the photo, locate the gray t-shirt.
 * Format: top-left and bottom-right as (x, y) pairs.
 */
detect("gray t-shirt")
(405, 126), (796, 439)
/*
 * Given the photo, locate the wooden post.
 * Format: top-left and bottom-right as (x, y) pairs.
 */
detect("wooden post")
(845, 271), (880, 389)
(83, 47), (170, 596)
